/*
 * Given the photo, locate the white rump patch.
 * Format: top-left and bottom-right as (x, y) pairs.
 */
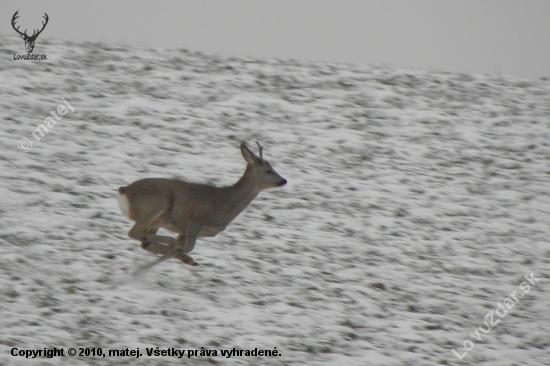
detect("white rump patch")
(117, 191), (130, 218)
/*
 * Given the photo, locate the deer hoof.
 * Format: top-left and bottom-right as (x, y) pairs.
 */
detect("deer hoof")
(175, 253), (198, 266)
(140, 238), (151, 249)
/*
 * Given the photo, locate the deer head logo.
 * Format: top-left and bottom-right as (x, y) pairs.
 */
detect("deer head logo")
(12, 11), (49, 54)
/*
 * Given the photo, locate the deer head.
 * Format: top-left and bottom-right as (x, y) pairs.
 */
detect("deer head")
(12, 11), (49, 54)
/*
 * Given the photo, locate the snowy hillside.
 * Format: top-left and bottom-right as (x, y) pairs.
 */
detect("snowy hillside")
(0, 35), (549, 365)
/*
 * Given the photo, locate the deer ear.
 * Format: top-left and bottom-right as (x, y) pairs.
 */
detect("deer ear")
(240, 143), (258, 165)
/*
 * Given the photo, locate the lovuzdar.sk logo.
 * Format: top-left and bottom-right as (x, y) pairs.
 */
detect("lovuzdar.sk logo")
(12, 10), (48, 61)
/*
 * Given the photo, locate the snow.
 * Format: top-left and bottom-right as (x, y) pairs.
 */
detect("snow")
(0, 35), (549, 365)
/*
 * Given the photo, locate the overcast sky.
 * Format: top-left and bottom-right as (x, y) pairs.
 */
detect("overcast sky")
(3, 0), (549, 79)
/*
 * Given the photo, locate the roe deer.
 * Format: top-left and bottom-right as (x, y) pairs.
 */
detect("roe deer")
(117, 142), (287, 268)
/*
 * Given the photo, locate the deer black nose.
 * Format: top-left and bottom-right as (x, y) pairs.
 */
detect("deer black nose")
(278, 179), (287, 187)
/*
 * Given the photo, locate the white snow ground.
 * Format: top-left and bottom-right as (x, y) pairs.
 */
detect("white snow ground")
(0, 35), (549, 365)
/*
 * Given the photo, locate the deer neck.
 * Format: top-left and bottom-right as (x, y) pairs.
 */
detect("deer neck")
(224, 166), (260, 218)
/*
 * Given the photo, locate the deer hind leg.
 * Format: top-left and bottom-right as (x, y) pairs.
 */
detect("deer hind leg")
(140, 227), (168, 253)
(128, 213), (179, 248)
(140, 231), (197, 266)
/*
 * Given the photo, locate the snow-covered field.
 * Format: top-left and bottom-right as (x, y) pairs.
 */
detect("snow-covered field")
(0, 34), (549, 365)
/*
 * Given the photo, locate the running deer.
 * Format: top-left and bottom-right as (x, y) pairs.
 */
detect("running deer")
(117, 142), (287, 267)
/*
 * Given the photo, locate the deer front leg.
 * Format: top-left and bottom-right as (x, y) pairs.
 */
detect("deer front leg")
(173, 234), (198, 266)
(181, 221), (201, 253)
(168, 221), (200, 266)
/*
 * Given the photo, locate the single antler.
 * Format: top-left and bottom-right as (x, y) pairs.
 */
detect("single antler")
(256, 141), (264, 159)
(31, 13), (49, 39)
(11, 11), (26, 37)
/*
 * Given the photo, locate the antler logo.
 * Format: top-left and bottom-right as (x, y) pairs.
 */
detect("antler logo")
(12, 10), (49, 54)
